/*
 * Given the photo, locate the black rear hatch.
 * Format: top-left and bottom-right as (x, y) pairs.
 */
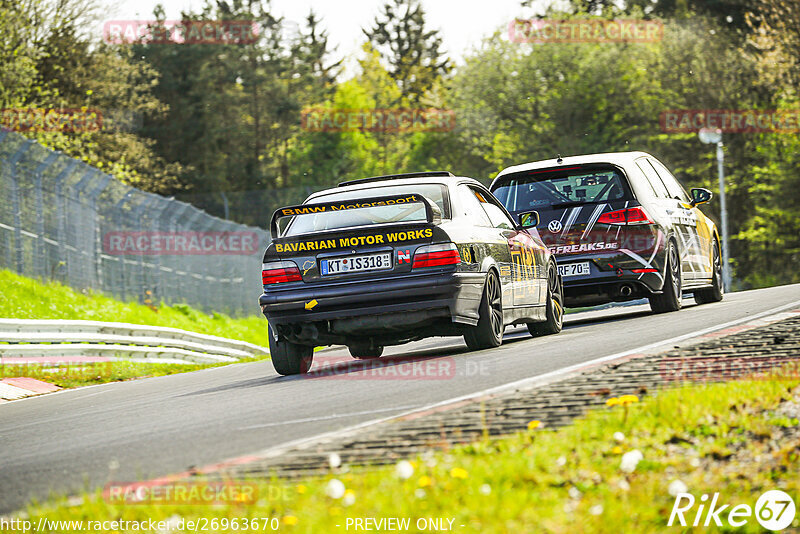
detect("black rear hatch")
(491, 164), (638, 254)
(264, 192), (445, 283)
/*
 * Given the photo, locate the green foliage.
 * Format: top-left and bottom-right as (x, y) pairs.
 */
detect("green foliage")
(0, 270), (268, 346)
(3, 0), (798, 289)
(0, 359), (242, 389)
(363, 0), (450, 105)
(26, 373), (800, 531)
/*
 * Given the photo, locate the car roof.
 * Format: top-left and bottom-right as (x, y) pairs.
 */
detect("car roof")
(494, 151), (654, 181)
(306, 175), (484, 202)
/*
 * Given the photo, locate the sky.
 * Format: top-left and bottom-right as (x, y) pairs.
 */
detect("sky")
(107, 0), (549, 71)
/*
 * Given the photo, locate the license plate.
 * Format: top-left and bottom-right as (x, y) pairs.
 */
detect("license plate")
(558, 262), (591, 278)
(320, 253), (392, 275)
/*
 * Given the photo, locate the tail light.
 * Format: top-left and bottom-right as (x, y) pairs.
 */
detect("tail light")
(262, 261), (302, 284)
(597, 206), (654, 225)
(631, 268), (659, 273)
(412, 243), (461, 269)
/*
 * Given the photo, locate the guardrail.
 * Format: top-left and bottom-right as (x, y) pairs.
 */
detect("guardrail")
(0, 319), (269, 364)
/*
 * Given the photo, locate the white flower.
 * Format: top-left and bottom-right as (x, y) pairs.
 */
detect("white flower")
(342, 490), (356, 506)
(617, 479), (631, 491)
(556, 456), (567, 467)
(668, 479), (688, 497)
(689, 457), (701, 468)
(620, 450), (643, 473)
(479, 484), (491, 495)
(328, 453), (342, 469)
(395, 460), (414, 480)
(590, 504), (604, 516)
(568, 486), (582, 500)
(326, 479), (345, 499)
(422, 450), (437, 468)
(415, 488), (426, 499)
(613, 432), (625, 442)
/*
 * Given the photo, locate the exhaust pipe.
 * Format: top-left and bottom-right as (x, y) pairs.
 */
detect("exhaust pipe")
(619, 284), (633, 297)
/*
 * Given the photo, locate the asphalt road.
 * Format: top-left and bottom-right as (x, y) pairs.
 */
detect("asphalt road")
(2, 285), (800, 513)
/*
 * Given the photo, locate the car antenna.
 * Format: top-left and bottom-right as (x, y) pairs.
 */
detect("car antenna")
(556, 154), (563, 164)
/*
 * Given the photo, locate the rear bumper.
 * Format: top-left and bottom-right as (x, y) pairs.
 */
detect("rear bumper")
(556, 251), (665, 306)
(259, 269), (486, 344)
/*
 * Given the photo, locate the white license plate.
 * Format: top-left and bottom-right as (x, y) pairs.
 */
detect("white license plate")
(558, 262), (591, 278)
(321, 253), (392, 275)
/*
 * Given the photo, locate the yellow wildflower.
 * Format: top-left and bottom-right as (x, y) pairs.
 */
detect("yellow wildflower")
(282, 516), (298, 526)
(450, 468), (468, 479)
(527, 420), (542, 430)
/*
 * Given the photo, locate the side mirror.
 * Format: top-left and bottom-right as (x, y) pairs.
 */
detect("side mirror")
(517, 210), (540, 229)
(690, 188), (712, 207)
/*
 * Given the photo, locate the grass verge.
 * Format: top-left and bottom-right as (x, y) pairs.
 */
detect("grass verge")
(0, 269), (268, 346)
(0, 358), (265, 389)
(18, 371), (800, 532)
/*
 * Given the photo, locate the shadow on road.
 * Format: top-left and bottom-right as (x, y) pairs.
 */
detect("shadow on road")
(185, 304), (692, 395)
(181, 344), (473, 395)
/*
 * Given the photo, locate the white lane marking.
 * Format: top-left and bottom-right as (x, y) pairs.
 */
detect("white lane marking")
(236, 297), (800, 462)
(239, 405), (423, 430)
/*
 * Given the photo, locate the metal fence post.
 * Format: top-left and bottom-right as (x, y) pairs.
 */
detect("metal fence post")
(85, 174), (111, 288)
(52, 160), (78, 280)
(33, 153), (58, 279)
(143, 194), (170, 304)
(163, 202), (193, 305)
(8, 140), (34, 274)
(112, 190), (136, 300)
(183, 209), (206, 308)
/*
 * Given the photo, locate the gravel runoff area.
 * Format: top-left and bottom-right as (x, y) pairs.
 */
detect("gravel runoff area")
(202, 311), (800, 481)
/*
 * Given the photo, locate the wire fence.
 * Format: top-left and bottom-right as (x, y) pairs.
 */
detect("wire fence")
(0, 131), (271, 316)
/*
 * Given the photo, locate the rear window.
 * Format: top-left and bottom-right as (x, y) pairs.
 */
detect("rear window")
(280, 183), (448, 237)
(492, 166), (633, 213)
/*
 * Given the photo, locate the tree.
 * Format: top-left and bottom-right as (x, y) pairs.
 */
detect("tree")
(363, 0), (450, 104)
(745, 0), (800, 95)
(292, 10), (342, 103)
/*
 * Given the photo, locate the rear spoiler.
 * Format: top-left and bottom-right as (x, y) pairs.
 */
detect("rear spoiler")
(270, 193), (441, 238)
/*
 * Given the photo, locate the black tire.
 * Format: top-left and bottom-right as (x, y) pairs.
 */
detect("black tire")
(268, 326), (314, 375)
(694, 239), (724, 304)
(348, 344), (384, 359)
(649, 241), (682, 313)
(527, 262), (564, 336)
(464, 270), (504, 350)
